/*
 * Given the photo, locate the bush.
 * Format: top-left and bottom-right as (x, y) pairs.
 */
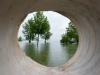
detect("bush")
(18, 36), (22, 41)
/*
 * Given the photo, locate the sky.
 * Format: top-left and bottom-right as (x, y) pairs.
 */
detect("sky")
(18, 11), (70, 41)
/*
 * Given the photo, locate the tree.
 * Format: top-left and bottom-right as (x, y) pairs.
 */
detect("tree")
(66, 22), (79, 43)
(60, 22), (79, 44)
(60, 33), (70, 44)
(22, 19), (35, 43)
(18, 36), (22, 41)
(32, 11), (50, 45)
(41, 31), (52, 43)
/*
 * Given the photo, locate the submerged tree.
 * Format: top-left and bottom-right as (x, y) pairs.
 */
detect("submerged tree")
(66, 22), (79, 43)
(60, 34), (68, 44)
(32, 11), (50, 45)
(41, 31), (52, 43)
(22, 19), (35, 43)
(60, 22), (79, 44)
(22, 11), (52, 44)
(18, 36), (22, 41)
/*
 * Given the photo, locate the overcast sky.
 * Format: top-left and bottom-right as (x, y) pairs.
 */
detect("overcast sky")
(18, 11), (70, 41)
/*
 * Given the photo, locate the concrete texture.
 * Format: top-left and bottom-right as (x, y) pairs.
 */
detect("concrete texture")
(0, 0), (100, 75)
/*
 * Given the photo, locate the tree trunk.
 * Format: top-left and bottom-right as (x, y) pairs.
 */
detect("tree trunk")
(45, 39), (46, 43)
(29, 40), (31, 43)
(37, 34), (39, 46)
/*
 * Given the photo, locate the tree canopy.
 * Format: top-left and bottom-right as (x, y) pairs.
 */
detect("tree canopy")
(60, 22), (79, 44)
(41, 31), (52, 43)
(22, 11), (52, 44)
(32, 12), (50, 34)
(32, 11), (51, 45)
(22, 19), (35, 43)
(18, 36), (22, 41)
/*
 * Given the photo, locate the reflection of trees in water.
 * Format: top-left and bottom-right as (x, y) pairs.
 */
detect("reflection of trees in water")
(23, 42), (50, 66)
(23, 42), (37, 61)
(66, 44), (78, 59)
(61, 44), (78, 60)
(21, 42), (77, 67)
(38, 42), (50, 66)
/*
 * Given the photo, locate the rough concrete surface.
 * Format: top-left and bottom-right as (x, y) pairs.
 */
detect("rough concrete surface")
(0, 0), (100, 75)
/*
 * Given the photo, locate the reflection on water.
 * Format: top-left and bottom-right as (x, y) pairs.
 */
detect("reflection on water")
(19, 41), (78, 67)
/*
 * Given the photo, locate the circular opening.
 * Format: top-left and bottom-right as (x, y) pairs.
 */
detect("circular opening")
(18, 11), (78, 67)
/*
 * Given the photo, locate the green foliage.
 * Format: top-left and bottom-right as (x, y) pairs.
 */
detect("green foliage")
(32, 11), (51, 45)
(60, 22), (79, 44)
(60, 34), (69, 44)
(41, 31), (52, 42)
(18, 36), (22, 41)
(22, 19), (35, 43)
(32, 12), (50, 34)
(22, 11), (52, 44)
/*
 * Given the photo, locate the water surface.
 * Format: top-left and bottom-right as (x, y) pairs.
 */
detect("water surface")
(19, 40), (77, 67)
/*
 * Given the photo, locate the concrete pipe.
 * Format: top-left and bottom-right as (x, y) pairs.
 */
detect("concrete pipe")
(0, 0), (100, 75)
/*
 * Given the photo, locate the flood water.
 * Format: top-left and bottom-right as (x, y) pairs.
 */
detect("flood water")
(19, 40), (78, 67)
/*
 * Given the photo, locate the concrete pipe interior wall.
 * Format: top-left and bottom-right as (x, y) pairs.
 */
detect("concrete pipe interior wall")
(0, 0), (100, 75)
